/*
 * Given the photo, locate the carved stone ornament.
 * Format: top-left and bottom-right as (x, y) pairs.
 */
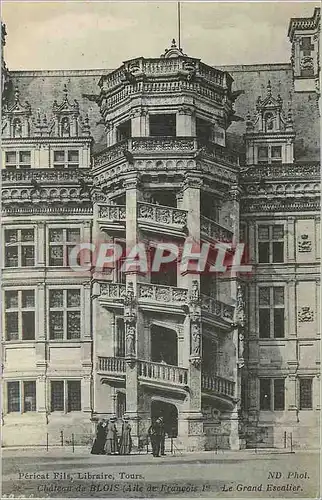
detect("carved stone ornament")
(298, 234), (312, 253)
(191, 322), (201, 357)
(235, 284), (246, 327)
(298, 306), (314, 323)
(190, 280), (200, 304)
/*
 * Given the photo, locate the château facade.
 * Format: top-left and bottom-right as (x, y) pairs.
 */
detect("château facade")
(1, 8), (320, 450)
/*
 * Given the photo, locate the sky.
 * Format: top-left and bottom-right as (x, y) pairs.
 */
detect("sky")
(1, 1), (319, 70)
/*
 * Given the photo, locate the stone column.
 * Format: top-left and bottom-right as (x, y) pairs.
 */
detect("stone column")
(37, 222), (45, 267)
(36, 375), (47, 414)
(82, 375), (92, 413)
(178, 175), (204, 450)
(285, 374), (298, 423)
(286, 217), (296, 262)
(124, 174), (143, 447)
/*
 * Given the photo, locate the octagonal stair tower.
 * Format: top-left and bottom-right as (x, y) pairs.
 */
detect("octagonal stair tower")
(92, 40), (245, 451)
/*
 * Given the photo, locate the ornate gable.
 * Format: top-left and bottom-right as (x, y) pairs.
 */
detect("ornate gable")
(245, 81), (295, 165)
(52, 84), (81, 137)
(2, 86), (32, 138)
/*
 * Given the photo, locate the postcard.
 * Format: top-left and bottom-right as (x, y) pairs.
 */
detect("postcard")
(1, 1), (320, 499)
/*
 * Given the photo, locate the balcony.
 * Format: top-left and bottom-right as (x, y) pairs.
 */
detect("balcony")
(138, 202), (187, 237)
(138, 283), (188, 315)
(138, 360), (188, 388)
(98, 356), (126, 383)
(99, 283), (126, 308)
(94, 137), (239, 180)
(97, 204), (126, 233)
(97, 356), (188, 392)
(201, 373), (235, 400)
(200, 215), (233, 243)
(201, 294), (234, 326)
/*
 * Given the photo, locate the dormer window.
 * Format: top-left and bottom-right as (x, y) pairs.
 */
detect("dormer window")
(258, 146), (268, 164)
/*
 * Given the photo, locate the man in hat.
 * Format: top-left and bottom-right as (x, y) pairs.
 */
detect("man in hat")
(159, 417), (166, 456)
(148, 417), (162, 457)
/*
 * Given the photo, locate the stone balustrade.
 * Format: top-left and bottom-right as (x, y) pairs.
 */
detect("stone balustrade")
(2, 205), (93, 216)
(100, 282), (126, 299)
(138, 360), (188, 386)
(130, 137), (196, 153)
(100, 58), (225, 92)
(201, 294), (234, 323)
(98, 356), (126, 374)
(2, 168), (91, 183)
(242, 162), (320, 179)
(138, 283), (188, 303)
(201, 373), (235, 398)
(200, 215), (233, 243)
(98, 204), (126, 220)
(138, 202), (187, 226)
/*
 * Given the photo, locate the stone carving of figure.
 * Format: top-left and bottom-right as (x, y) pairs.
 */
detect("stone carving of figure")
(126, 325), (135, 356)
(236, 284), (245, 328)
(13, 119), (22, 138)
(191, 323), (201, 357)
(61, 117), (70, 137)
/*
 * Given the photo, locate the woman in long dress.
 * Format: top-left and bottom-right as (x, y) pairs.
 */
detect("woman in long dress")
(119, 416), (132, 455)
(105, 416), (119, 455)
(91, 420), (107, 455)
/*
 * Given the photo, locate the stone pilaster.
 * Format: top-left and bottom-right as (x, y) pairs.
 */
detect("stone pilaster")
(176, 106), (195, 136)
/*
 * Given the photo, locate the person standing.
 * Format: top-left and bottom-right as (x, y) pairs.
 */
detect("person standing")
(119, 416), (132, 455)
(159, 417), (166, 456)
(105, 416), (119, 455)
(148, 418), (162, 457)
(91, 419), (107, 455)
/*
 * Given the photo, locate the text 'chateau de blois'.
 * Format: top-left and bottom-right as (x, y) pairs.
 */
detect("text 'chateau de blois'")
(1, 8), (320, 451)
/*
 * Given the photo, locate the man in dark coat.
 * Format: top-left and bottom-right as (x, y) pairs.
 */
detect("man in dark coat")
(148, 418), (162, 457)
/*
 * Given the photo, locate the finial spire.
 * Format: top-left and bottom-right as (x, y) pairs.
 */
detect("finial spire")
(267, 80), (272, 97)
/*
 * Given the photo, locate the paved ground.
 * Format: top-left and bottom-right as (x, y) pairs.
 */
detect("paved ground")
(2, 448), (320, 499)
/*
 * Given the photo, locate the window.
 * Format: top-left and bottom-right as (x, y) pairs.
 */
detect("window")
(115, 318), (125, 357)
(149, 114), (176, 137)
(53, 150), (79, 168)
(116, 120), (131, 142)
(5, 290), (35, 341)
(299, 379), (313, 410)
(49, 289), (81, 340)
(258, 225), (284, 263)
(257, 145), (282, 164)
(4, 228), (35, 267)
(259, 287), (284, 338)
(271, 146), (282, 163)
(258, 146), (268, 164)
(50, 380), (81, 412)
(260, 378), (285, 411)
(7, 381), (20, 412)
(7, 381), (36, 413)
(5, 151), (31, 169)
(48, 228), (80, 267)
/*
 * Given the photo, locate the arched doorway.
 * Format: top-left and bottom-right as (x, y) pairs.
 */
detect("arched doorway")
(151, 400), (178, 437)
(151, 325), (178, 366)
